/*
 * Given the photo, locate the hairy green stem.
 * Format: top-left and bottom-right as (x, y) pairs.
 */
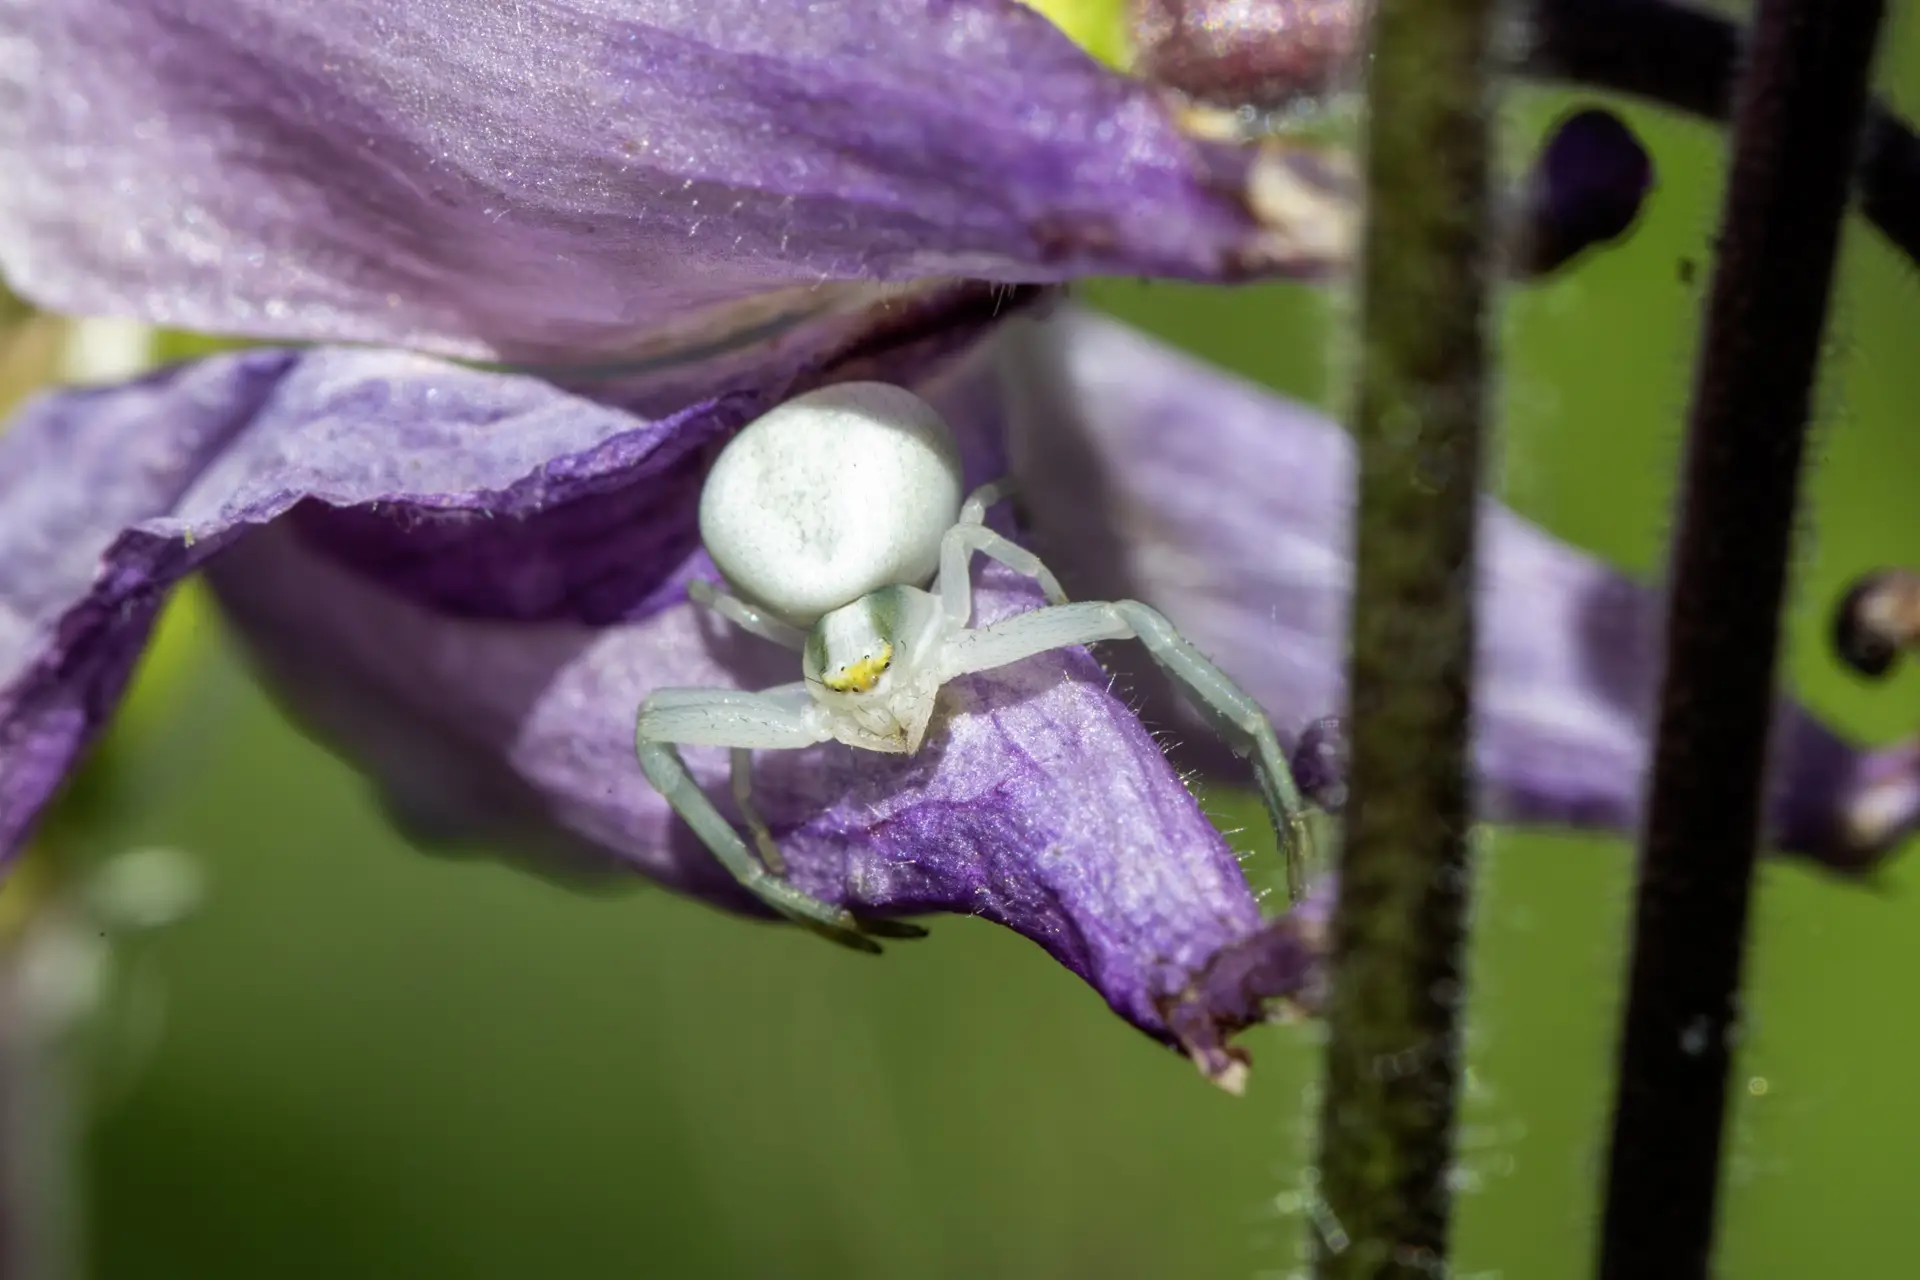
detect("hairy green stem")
(1309, 0), (1501, 1275)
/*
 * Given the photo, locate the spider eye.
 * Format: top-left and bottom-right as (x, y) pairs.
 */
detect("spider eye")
(821, 641), (894, 693)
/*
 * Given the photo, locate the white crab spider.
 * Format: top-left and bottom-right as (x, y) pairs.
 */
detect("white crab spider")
(635, 381), (1316, 951)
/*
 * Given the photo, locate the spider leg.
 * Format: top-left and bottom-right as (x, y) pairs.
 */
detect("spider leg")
(635, 684), (924, 951)
(687, 578), (809, 650)
(944, 602), (1316, 906)
(1109, 602), (1317, 907)
(730, 747), (786, 875)
(957, 477), (1016, 527)
(938, 479), (1068, 625)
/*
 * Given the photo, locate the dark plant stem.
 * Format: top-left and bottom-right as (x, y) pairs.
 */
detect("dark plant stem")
(1309, 0), (1498, 1273)
(1525, 0), (1735, 120)
(1596, 1), (1885, 1276)
(1524, 0), (1920, 265)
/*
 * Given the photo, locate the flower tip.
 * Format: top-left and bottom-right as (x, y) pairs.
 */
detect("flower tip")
(1158, 896), (1331, 1090)
(1291, 715), (1349, 811)
(1783, 566), (1920, 874)
(1835, 741), (1920, 870)
(1832, 568), (1920, 679)
(1193, 1048), (1253, 1095)
(1514, 107), (1655, 279)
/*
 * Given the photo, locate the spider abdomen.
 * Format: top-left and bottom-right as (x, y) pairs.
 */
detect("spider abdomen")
(698, 382), (964, 626)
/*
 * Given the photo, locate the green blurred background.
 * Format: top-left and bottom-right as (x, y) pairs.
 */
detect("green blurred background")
(38, 15), (1920, 1280)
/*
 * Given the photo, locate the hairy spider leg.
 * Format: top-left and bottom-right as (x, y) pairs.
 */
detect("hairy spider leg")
(634, 684), (925, 951)
(938, 479), (1068, 625)
(686, 578), (809, 649)
(943, 600), (1316, 906)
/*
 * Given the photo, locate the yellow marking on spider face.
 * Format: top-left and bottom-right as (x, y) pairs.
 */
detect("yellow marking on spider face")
(821, 642), (893, 693)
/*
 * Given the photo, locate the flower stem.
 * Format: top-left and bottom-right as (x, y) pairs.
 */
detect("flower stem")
(1595, 1), (1886, 1276)
(1309, 0), (1499, 1273)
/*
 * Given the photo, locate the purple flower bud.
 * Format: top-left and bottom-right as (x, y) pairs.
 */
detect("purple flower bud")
(1512, 107), (1656, 278)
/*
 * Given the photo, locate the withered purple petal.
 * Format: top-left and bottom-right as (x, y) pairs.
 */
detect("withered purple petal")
(1002, 307), (1920, 873)
(0, 0), (1320, 364)
(0, 343), (1319, 1071)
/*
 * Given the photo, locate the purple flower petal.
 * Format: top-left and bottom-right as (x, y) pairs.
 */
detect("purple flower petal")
(0, 0), (1350, 364)
(0, 336), (1319, 1078)
(0, 347), (715, 849)
(1001, 307), (1920, 874)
